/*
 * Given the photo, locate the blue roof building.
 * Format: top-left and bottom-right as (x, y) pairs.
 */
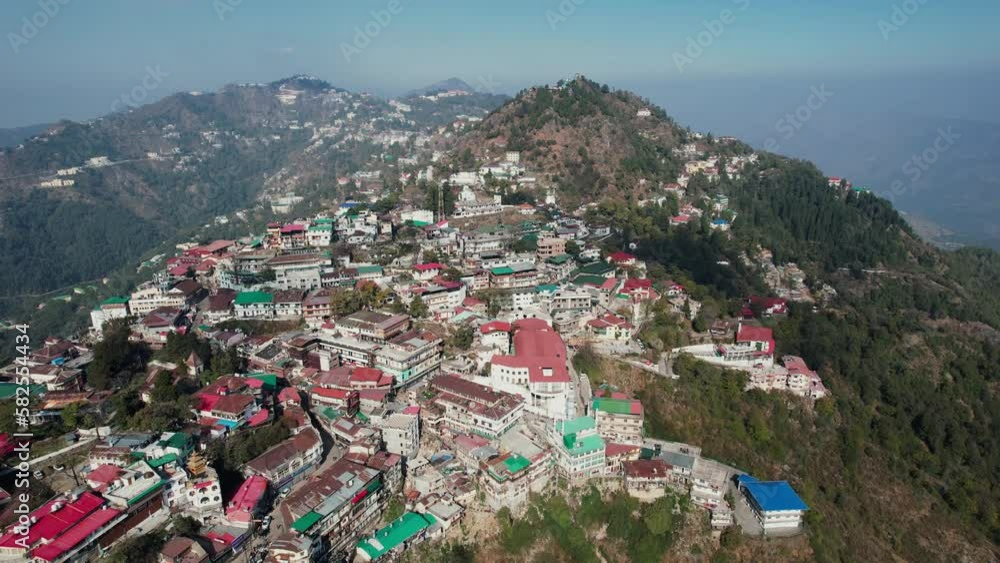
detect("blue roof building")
(736, 474), (808, 534)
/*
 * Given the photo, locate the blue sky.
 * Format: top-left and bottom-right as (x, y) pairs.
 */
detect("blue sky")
(1, 0), (999, 127)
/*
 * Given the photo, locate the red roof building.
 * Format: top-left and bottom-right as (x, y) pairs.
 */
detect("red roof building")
(489, 319), (573, 419)
(226, 475), (269, 525)
(607, 252), (637, 266)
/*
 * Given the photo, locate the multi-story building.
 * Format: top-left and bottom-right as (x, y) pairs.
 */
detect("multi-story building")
(267, 253), (326, 291)
(336, 311), (410, 343)
(489, 263), (543, 290)
(490, 319), (575, 420)
(536, 237), (567, 259)
(374, 330), (442, 388)
(479, 450), (551, 514)
(129, 284), (186, 315)
(735, 475), (809, 534)
(591, 395), (644, 445)
(549, 416), (605, 480)
(318, 333), (381, 367)
(234, 291), (274, 319)
(413, 282), (466, 318)
(548, 288), (593, 312)
(281, 458), (387, 561)
(355, 512), (439, 562)
(90, 296), (131, 334)
(380, 413), (420, 457)
(244, 427), (323, 491)
(303, 289), (333, 325)
(429, 374), (525, 439)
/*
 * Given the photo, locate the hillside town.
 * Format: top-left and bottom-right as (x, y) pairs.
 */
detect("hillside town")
(0, 95), (834, 563)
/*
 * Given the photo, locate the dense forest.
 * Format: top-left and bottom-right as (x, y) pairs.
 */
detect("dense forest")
(580, 152), (1000, 560)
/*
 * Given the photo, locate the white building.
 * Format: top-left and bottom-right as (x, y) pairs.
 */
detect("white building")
(736, 475), (809, 534)
(548, 416), (605, 480)
(380, 412), (420, 458)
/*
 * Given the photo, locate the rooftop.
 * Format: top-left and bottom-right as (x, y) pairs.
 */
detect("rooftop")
(357, 512), (437, 560)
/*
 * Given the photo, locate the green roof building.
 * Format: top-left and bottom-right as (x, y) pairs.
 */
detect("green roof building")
(552, 416), (605, 479)
(356, 512), (438, 561)
(235, 291), (273, 306)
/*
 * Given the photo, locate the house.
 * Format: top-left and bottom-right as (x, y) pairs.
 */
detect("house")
(478, 321), (511, 351)
(225, 475), (269, 528)
(267, 533), (318, 563)
(607, 252), (637, 267)
(489, 319), (575, 420)
(743, 296), (788, 318)
(412, 262), (444, 281)
(90, 296), (131, 335)
(586, 313), (633, 342)
(159, 536), (210, 563)
(735, 475), (809, 534)
(203, 290), (237, 323)
(622, 459), (671, 495)
(619, 278), (658, 303)
(310, 387), (360, 416)
(134, 307), (186, 346)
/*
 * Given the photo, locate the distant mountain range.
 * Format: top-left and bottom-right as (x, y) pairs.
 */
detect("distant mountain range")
(403, 77), (478, 98)
(0, 122), (51, 148)
(0, 76), (506, 307)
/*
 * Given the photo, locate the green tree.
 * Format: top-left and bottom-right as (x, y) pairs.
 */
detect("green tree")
(61, 402), (81, 429)
(409, 295), (429, 319)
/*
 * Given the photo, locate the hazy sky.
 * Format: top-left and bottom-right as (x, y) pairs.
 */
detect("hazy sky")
(1, 0), (999, 127)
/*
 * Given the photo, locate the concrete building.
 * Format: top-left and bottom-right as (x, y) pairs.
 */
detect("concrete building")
(549, 416), (605, 480)
(489, 319), (575, 420)
(380, 413), (420, 458)
(736, 475), (809, 534)
(374, 330), (443, 388)
(267, 253), (325, 291)
(591, 396), (644, 445)
(430, 374), (525, 439)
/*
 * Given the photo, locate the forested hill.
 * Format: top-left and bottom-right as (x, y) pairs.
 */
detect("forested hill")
(582, 150), (1000, 560)
(454, 76), (732, 204)
(0, 75), (504, 312)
